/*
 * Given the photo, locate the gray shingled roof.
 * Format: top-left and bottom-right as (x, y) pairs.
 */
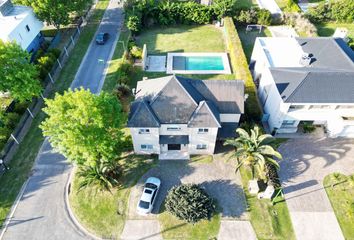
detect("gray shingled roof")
(296, 37), (354, 71)
(271, 68), (354, 103)
(188, 101), (221, 128)
(217, 123), (238, 139)
(127, 101), (160, 127)
(190, 79), (245, 114)
(150, 76), (198, 124)
(128, 75), (244, 127)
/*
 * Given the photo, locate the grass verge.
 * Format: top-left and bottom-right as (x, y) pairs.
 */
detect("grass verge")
(69, 154), (157, 238)
(0, 0), (109, 227)
(239, 166), (295, 240)
(158, 205), (221, 240)
(323, 173), (354, 239)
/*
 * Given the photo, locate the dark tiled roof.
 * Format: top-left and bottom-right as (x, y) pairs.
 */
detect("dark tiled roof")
(128, 75), (244, 127)
(127, 101), (160, 127)
(217, 123), (238, 139)
(296, 37), (354, 71)
(150, 76), (198, 124)
(271, 68), (354, 103)
(159, 135), (189, 144)
(188, 101), (221, 128)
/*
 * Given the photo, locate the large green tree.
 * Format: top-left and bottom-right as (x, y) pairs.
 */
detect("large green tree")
(0, 40), (42, 102)
(15, 0), (91, 30)
(225, 126), (282, 181)
(40, 88), (124, 166)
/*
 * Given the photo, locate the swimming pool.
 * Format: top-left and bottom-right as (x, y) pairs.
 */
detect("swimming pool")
(166, 53), (231, 74)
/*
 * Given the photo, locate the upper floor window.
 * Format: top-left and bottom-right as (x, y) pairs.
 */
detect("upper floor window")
(281, 120), (295, 127)
(196, 144), (207, 150)
(198, 128), (209, 133)
(310, 105), (331, 109)
(141, 144), (153, 150)
(167, 126), (181, 131)
(25, 25), (30, 32)
(336, 105), (354, 109)
(289, 105), (306, 110)
(138, 129), (150, 134)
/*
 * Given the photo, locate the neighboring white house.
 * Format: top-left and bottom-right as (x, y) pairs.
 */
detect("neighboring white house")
(128, 75), (244, 160)
(0, 0), (43, 53)
(250, 37), (354, 138)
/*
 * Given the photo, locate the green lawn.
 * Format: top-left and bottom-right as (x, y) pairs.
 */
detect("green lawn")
(190, 155), (214, 164)
(158, 205), (221, 240)
(323, 173), (354, 239)
(237, 26), (272, 62)
(316, 23), (354, 39)
(136, 25), (226, 54)
(70, 154), (158, 239)
(0, 0), (110, 227)
(235, 0), (258, 9)
(239, 166), (296, 240)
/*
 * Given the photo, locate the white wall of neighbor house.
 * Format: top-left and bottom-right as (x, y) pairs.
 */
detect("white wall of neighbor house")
(189, 127), (218, 154)
(129, 128), (160, 154)
(220, 114), (241, 123)
(3, 8), (43, 50)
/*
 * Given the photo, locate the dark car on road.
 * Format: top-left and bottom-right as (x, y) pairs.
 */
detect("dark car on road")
(96, 32), (109, 45)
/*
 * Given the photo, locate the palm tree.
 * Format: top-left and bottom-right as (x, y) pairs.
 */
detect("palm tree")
(225, 126), (282, 181)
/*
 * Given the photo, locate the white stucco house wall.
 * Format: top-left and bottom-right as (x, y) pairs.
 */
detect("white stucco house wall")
(0, 0), (43, 53)
(250, 37), (354, 138)
(128, 75), (245, 160)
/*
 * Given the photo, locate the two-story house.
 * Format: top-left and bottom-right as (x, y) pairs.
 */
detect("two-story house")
(128, 75), (244, 159)
(251, 37), (354, 137)
(0, 0), (43, 54)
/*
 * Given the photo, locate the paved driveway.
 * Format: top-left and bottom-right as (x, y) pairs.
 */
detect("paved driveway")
(279, 137), (354, 240)
(1, 2), (123, 240)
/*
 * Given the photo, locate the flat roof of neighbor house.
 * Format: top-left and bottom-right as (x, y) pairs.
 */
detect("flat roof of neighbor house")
(257, 37), (354, 71)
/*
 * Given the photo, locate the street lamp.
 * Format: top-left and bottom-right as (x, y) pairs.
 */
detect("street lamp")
(0, 159), (10, 170)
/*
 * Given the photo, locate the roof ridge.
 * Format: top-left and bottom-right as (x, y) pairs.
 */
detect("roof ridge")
(285, 71), (311, 102)
(332, 38), (354, 68)
(175, 76), (199, 106)
(128, 100), (160, 127)
(204, 101), (221, 127)
(187, 100), (221, 128)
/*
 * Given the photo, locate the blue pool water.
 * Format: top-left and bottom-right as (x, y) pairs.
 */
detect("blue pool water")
(173, 56), (225, 71)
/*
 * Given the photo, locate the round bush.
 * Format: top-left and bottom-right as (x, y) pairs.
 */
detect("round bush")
(165, 184), (216, 223)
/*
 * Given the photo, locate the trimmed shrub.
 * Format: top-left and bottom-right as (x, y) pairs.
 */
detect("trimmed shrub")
(283, 12), (317, 37)
(130, 46), (142, 59)
(257, 9), (272, 25)
(37, 55), (55, 80)
(236, 8), (258, 24)
(224, 17), (262, 121)
(3, 112), (20, 129)
(127, 15), (141, 33)
(114, 83), (131, 99)
(165, 184), (216, 223)
(306, 0), (354, 23)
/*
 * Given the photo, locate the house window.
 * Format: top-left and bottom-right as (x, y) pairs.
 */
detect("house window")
(141, 144), (153, 150)
(196, 144), (207, 150)
(336, 105), (354, 109)
(167, 126), (181, 131)
(138, 129), (150, 134)
(198, 128), (208, 133)
(310, 105), (331, 109)
(289, 105), (305, 110)
(25, 25), (30, 32)
(281, 120), (296, 127)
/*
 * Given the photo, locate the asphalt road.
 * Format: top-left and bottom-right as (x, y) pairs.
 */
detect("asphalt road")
(1, 1), (123, 240)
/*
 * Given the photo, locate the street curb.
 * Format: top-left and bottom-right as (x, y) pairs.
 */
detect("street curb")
(0, 179), (30, 240)
(64, 167), (102, 240)
(0, 138), (49, 240)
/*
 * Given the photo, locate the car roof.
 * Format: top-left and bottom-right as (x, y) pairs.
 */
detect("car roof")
(141, 187), (154, 202)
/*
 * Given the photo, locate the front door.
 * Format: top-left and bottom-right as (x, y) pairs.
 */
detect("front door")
(168, 144), (181, 151)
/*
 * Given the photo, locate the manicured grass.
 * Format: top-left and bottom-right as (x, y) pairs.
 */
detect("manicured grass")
(316, 23), (354, 39)
(190, 155), (213, 164)
(102, 28), (131, 92)
(323, 173), (354, 239)
(158, 205), (221, 240)
(239, 166), (295, 240)
(236, 0), (258, 9)
(275, 0), (288, 10)
(237, 26), (272, 62)
(0, 0), (109, 227)
(136, 25), (226, 54)
(70, 154), (158, 239)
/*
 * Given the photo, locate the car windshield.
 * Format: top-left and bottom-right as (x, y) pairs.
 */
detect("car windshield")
(138, 200), (150, 209)
(97, 34), (104, 40)
(145, 183), (157, 189)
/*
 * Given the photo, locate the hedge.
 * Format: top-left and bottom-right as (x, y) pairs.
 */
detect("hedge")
(223, 17), (262, 122)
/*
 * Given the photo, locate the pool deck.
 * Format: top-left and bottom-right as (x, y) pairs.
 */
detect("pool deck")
(166, 52), (232, 75)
